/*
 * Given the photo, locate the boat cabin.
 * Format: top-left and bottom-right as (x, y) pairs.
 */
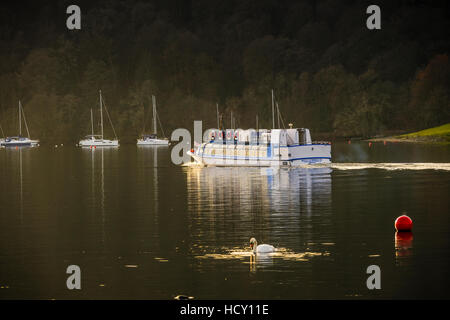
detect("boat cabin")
(207, 128), (312, 146)
(141, 134), (158, 140)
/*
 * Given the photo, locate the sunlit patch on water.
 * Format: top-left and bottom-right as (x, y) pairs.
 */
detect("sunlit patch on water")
(306, 242), (335, 246)
(268, 248), (330, 261)
(298, 162), (450, 171)
(182, 162), (205, 168)
(194, 247), (251, 261)
(184, 161), (450, 171)
(194, 246), (329, 263)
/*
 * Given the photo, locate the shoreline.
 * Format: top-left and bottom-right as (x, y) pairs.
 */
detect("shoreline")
(367, 123), (450, 145)
(366, 136), (450, 144)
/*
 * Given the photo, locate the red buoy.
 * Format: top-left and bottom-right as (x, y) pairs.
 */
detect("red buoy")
(395, 215), (413, 232)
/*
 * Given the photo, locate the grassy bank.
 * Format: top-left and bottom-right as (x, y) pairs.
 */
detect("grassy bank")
(369, 123), (450, 144)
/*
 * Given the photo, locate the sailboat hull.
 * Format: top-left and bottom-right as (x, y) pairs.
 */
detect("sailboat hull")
(1, 138), (39, 147)
(79, 139), (119, 147)
(137, 138), (169, 146)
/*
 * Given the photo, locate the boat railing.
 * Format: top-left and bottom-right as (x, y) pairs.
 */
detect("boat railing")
(312, 141), (332, 145)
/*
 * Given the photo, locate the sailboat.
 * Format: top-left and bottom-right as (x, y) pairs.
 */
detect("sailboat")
(79, 90), (119, 147)
(137, 95), (169, 146)
(1, 100), (39, 147)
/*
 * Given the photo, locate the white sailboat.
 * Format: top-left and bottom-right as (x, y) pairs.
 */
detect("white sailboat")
(137, 95), (169, 146)
(1, 100), (39, 147)
(79, 90), (119, 147)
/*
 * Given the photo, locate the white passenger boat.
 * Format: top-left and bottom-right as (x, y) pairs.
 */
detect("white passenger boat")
(137, 95), (169, 146)
(79, 90), (119, 147)
(187, 127), (331, 167)
(188, 90), (331, 167)
(1, 101), (39, 147)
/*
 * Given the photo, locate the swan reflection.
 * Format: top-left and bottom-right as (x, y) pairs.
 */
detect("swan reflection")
(249, 253), (274, 272)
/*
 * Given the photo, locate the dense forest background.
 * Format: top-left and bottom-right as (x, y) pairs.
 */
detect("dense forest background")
(0, 0), (449, 143)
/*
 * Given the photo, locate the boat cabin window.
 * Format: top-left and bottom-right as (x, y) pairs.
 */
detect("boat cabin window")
(299, 130), (306, 144)
(298, 129), (312, 144)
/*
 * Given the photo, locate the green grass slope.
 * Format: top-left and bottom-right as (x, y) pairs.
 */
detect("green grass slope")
(397, 123), (450, 143)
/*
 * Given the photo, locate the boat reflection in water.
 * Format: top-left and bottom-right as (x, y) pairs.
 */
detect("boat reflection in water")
(81, 147), (119, 248)
(184, 166), (332, 270)
(185, 166), (331, 214)
(137, 145), (161, 220)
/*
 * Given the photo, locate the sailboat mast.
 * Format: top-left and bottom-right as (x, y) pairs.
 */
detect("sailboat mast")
(277, 102), (280, 128)
(271, 89), (275, 129)
(216, 103), (219, 129)
(21, 105), (31, 138)
(152, 95), (157, 135)
(90, 108), (94, 136)
(231, 111), (233, 130)
(19, 100), (22, 136)
(99, 90), (104, 139)
(142, 103), (145, 134)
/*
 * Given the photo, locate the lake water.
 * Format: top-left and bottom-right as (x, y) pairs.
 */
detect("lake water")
(0, 141), (449, 299)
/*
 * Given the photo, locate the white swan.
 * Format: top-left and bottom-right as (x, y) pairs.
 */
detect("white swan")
(250, 238), (275, 254)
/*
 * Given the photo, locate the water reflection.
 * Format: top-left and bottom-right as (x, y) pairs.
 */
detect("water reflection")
(185, 167), (332, 214)
(395, 231), (413, 264)
(0, 146), (34, 286)
(137, 145), (163, 230)
(1, 143), (448, 299)
(19, 149), (23, 223)
(1, 147), (28, 223)
(252, 252), (273, 268)
(248, 253), (274, 272)
(185, 167), (333, 268)
(81, 147), (119, 247)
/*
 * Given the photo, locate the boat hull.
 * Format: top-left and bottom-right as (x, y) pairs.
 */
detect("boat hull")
(137, 139), (169, 146)
(1, 139), (39, 147)
(188, 143), (331, 167)
(79, 139), (119, 147)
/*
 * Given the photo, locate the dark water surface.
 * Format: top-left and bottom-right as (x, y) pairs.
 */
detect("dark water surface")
(0, 142), (449, 299)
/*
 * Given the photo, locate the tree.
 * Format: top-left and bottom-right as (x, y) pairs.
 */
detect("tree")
(409, 54), (450, 129)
